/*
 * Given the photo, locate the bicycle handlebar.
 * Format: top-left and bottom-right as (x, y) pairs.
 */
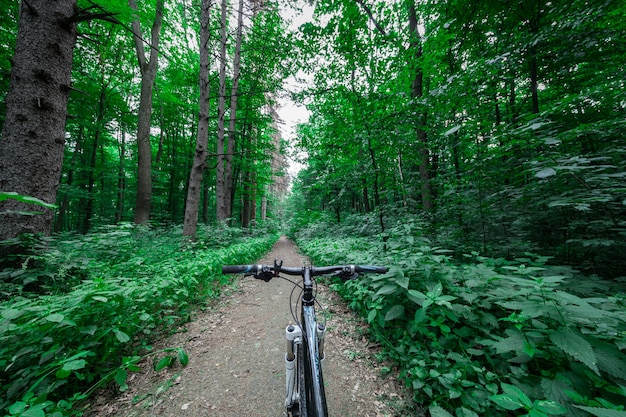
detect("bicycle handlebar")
(222, 263), (388, 278)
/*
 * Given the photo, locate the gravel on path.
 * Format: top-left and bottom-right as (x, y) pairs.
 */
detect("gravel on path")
(86, 236), (412, 417)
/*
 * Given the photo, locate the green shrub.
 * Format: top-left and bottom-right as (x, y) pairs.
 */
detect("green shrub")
(293, 218), (626, 417)
(0, 224), (278, 416)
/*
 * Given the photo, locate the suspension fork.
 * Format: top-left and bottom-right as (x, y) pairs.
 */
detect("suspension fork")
(285, 324), (302, 408)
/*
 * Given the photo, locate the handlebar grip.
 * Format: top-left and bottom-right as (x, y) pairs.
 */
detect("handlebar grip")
(355, 265), (388, 274)
(222, 265), (256, 274)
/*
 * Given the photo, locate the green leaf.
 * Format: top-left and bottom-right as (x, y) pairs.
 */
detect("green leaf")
(407, 289), (426, 305)
(502, 383), (532, 408)
(155, 356), (173, 371)
(492, 331), (525, 355)
(0, 191), (56, 208)
(113, 328), (131, 343)
(62, 359), (87, 371)
(2, 308), (24, 320)
(414, 308), (427, 323)
(395, 275), (410, 289)
(429, 404), (454, 417)
(490, 394), (524, 411)
(80, 325), (98, 335)
(384, 304), (405, 322)
(8, 401), (27, 415)
(549, 328), (599, 374)
(115, 368), (128, 391)
(375, 284), (398, 296)
(536, 168), (557, 179)
(534, 400), (567, 415)
(367, 309), (377, 323)
(178, 348), (189, 367)
(45, 313), (65, 323)
(444, 125), (461, 136)
(21, 407), (46, 417)
(574, 406), (626, 417)
(528, 409), (549, 417)
(92, 296), (108, 302)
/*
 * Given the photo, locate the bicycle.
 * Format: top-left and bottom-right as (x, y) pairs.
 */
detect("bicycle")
(222, 260), (387, 417)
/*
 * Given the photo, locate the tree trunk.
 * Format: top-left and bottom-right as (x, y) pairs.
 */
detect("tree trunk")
(242, 171), (252, 228)
(224, 0), (245, 221)
(250, 171), (257, 225)
(261, 195), (267, 221)
(55, 126), (82, 232)
(408, 1), (433, 212)
(183, 0), (211, 238)
(115, 128), (126, 223)
(216, 0), (229, 222)
(526, 0), (542, 115)
(83, 83), (107, 233)
(129, 0), (164, 225)
(0, 0), (78, 244)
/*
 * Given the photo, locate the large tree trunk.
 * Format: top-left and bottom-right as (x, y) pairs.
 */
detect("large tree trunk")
(216, 0), (229, 222)
(129, 0), (164, 225)
(183, 0), (211, 238)
(0, 0), (78, 244)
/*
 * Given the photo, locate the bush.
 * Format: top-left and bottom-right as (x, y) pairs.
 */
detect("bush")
(0, 224), (278, 416)
(293, 217), (626, 417)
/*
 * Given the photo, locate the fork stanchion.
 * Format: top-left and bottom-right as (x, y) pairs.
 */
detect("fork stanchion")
(285, 324), (301, 408)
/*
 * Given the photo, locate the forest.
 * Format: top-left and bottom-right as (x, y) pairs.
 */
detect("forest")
(0, 0), (625, 416)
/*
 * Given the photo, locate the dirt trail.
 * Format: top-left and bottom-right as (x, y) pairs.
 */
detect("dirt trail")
(87, 236), (409, 416)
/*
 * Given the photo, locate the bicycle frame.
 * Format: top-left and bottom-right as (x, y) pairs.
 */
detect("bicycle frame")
(222, 261), (387, 417)
(301, 303), (327, 416)
(286, 267), (328, 417)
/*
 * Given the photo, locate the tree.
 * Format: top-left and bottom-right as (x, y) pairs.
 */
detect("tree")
(408, 0), (433, 212)
(183, 0), (212, 238)
(215, 0), (229, 222)
(129, 0), (165, 225)
(0, 0), (78, 246)
(225, 0), (246, 221)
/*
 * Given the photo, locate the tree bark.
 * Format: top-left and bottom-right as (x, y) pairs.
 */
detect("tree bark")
(408, 1), (433, 212)
(224, 0), (245, 222)
(183, 0), (212, 238)
(82, 82), (107, 233)
(216, 0), (229, 222)
(129, 0), (164, 225)
(115, 128), (127, 223)
(0, 0), (78, 244)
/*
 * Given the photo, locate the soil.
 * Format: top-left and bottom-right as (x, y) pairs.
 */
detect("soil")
(85, 236), (415, 416)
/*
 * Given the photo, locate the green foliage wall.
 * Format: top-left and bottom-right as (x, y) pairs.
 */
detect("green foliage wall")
(0, 224), (278, 416)
(292, 218), (626, 417)
(288, 0), (626, 279)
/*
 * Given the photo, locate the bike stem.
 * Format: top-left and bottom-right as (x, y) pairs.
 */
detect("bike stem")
(302, 267), (315, 306)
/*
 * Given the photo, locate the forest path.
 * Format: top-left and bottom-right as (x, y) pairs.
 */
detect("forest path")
(87, 236), (410, 417)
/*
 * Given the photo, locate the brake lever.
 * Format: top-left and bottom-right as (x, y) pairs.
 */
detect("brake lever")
(256, 271), (273, 282)
(331, 270), (359, 281)
(255, 264), (274, 282)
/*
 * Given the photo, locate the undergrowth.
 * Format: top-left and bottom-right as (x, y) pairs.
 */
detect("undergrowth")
(0, 223), (278, 417)
(292, 217), (626, 417)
